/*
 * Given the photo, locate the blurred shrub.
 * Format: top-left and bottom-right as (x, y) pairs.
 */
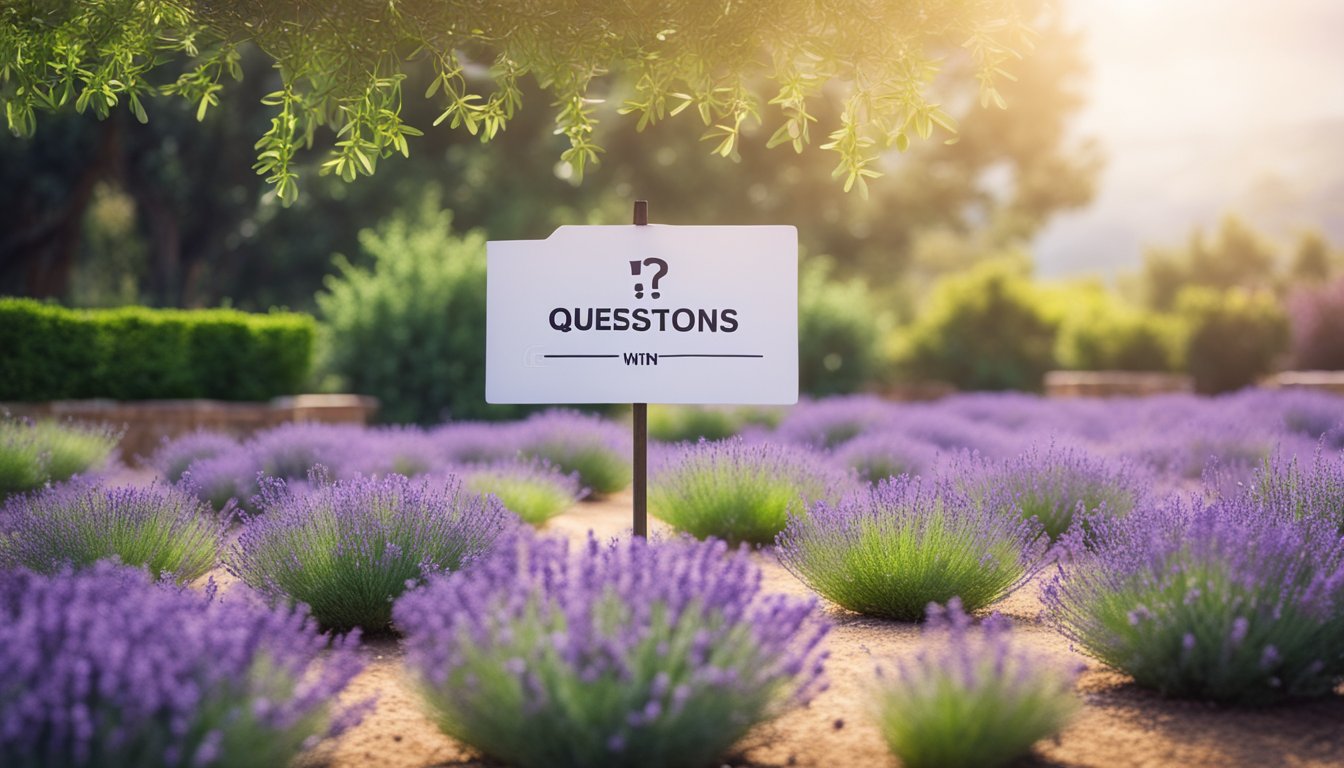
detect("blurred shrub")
(318, 201), (528, 424)
(1287, 276), (1344, 370)
(894, 261), (1057, 391)
(798, 258), (887, 396)
(1177, 287), (1287, 394)
(647, 405), (743, 443)
(1045, 284), (1180, 372)
(0, 299), (314, 401)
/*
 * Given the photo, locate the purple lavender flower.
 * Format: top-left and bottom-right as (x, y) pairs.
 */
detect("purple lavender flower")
(1249, 448), (1344, 532)
(394, 533), (830, 768)
(883, 407), (1021, 459)
(347, 425), (442, 477)
(1042, 494), (1344, 703)
(0, 561), (366, 767)
(967, 441), (1149, 541)
(227, 473), (514, 631)
(832, 431), (939, 483)
(430, 420), (524, 465)
(515, 410), (631, 495)
(872, 599), (1081, 768)
(180, 445), (262, 513)
(149, 430), (238, 483)
(0, 481), (222, 583)
(650, 438), (855, 544)
(1107, 397), (1283, 483)
(246, 422), (366, 480)
(773, 395), (896, 449)
(777, 475), (1047, 619)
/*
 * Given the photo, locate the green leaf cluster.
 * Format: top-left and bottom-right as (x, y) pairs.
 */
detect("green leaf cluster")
(1, 1), (1035, 203)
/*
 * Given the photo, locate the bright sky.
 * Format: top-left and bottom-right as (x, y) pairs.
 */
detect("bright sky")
(1068, 0), (1344, 143)
(1035, 0), (1344, 276)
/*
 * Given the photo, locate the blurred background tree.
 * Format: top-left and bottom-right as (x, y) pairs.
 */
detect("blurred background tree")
(5, 1), (1340, 415)
(0, 0), (1086, 311)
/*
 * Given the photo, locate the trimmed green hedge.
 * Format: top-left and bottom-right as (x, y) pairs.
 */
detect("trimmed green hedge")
(0, 299), (315, 401)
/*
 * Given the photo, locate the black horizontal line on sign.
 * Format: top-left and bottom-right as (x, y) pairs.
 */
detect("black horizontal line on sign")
(659, 354), (764, 359)
(541, 353), (765, 359)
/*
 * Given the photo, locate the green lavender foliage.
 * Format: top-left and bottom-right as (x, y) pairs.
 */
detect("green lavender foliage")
(0, 417), (118, 500)
(0, 482), (221, 583)
(650, 439), (850, 545)
(227, 474), (512, 632)
(872, 600), (1080, 768)
(777, 476), (1046, 620)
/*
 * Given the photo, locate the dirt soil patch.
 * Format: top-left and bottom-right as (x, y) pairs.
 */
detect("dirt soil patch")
(283, 492), (1344, 768)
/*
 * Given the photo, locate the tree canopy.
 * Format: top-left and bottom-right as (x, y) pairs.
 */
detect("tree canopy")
(2, 0), (1035, 203)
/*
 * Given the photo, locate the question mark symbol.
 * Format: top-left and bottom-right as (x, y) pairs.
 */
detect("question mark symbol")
(643, 258), (668, 299)
(630, 258), (669, 299)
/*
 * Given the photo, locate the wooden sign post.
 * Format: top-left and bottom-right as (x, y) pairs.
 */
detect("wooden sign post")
(632, 200), (649, 536)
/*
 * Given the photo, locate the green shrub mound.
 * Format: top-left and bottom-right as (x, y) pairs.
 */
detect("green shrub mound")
(0, 298), (315, 401)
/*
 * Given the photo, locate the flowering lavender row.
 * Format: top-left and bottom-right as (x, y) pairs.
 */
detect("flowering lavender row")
(0, 562), (366, 768)
(1043, 495), (1344, 704)
(153, 390), (1342, 522)
(162, 409), (630, 512)
(0, 482), (221, 583)
(394, 533), (830, 768)
(872, 599), (1082, 768)
(227, 473), (513, 632)
(961, 442), (1149, 541)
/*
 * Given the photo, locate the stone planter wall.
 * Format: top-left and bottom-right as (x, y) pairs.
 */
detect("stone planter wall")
(1044, 371), (1195, 398)
(2, 394), (378, 464)
(1263, 370), (1344, 395)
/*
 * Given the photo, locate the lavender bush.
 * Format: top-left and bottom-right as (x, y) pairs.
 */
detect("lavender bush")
(1043, 496), (1344, 704)
(431, 421), (522, 464)
(394, 534), (830, 768)
(460, 460), (583, 526)
(1251, 450), (1344, 532)
(148, 430), (238, 483)
(778, 476), (1046, 620)
(247, 422), (365, 480)
(181, 446), (261, 513)
(773, 395), (894, 449)
(516, 410), (631, 495)
(0, 417), (117, 500)
(650, 439), (852, 545)
(832, 432), (938, 484)
(228, 474), (512, 631)
(350, 426), (441, 477)
(872, 599), (1081, 768)
(970, 443), (1147, 541)
(0, 562), (366, 768)
(0, 482), (221, 583)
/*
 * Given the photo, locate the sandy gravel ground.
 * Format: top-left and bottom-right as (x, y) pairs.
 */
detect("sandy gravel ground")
(271, 492), (1344, 768)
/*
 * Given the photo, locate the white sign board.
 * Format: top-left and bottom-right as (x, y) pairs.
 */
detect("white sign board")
(486, 224), (797, 404)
